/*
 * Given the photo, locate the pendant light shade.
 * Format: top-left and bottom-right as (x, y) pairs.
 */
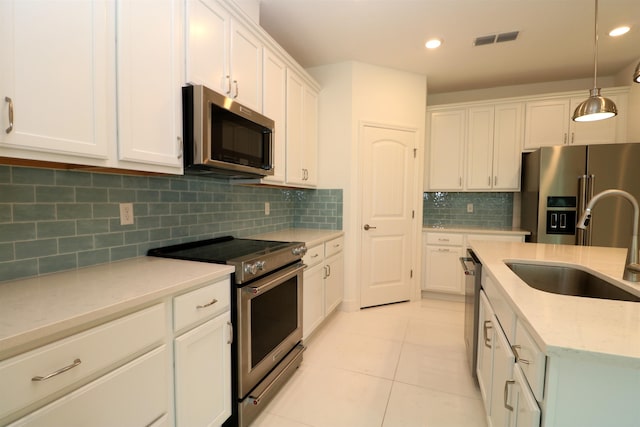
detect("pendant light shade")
(634, 60), (640, 83)
(572, 0), (618, 122)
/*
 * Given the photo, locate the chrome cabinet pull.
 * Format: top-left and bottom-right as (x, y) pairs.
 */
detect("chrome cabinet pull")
(225, 75), (232, 95)
(227, 321), (233, 345)
(310, 253), (319, 258)
(177, 136), (183, 159)
(494, 176), (497, 186)
(196, 298), (218, 309)
(504, 380), (515, 411)
(511, 344), (530, 365)
(437, 238), (449, 242)
(5, 96), (14, 134)
(233, 80), (239, 99)
(571, 132), (575, 144)
(483, 320), (493, 348)
(488, 176), (491, 186)
(32, 358), (82, 381)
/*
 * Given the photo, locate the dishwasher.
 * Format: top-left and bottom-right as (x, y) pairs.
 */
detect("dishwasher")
(460, 249), (481, 383)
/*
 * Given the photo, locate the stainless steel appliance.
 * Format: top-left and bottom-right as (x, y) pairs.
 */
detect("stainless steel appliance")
(182, 84), (275, 178)
(521, 143), (640, 248)
(460, 249), (481, 382)
(148, 237), (307, 427)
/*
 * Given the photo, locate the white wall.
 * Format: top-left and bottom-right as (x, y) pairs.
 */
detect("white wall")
(615, 59), (640, 141)
(427, 76), (618, 106)
(308, 61), (426, 311)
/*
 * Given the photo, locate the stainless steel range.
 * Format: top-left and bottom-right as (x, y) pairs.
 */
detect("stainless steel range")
(148, 236), (307, 427)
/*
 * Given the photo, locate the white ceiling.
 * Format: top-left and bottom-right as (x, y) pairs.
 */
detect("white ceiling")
(258, 0), (640, 94)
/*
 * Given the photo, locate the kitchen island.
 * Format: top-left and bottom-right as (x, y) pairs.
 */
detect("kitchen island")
(470, 240), (639, 427)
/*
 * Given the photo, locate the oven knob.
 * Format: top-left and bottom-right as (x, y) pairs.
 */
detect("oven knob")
(256, 261), (266, 271)
(244, 263), (258, 275)
(292, 246), (307, 256)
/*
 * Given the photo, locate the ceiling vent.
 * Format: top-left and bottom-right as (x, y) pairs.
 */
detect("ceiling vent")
(474, 31), (519, 46)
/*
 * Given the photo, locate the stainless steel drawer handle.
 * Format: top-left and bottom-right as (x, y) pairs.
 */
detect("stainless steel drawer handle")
(504, 380), (515, 411)
(5, 96), (14, 134)
(32, 358), (82, 381)
(511, 344), (530, 365)
(196, 298), (218, 309)
(227, 321), (233, 345)
(483, 320), (493, 348)
(437, 238), (450, 242)
(310, 254), (319, 258)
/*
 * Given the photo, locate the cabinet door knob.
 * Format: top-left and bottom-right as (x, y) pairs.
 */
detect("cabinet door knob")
(363, 224), (377, 231)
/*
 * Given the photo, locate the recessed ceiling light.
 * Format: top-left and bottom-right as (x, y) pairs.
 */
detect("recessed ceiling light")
(425, 38), (442, 49)
(609, 26), (630, 37)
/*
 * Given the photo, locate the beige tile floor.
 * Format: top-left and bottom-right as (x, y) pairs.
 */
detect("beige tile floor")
(251, 298), (488, 427)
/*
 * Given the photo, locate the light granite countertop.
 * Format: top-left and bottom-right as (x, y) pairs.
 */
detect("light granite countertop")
(469, 240), (640, 363)
(251, 228), (344, 248)
(423, 225), (530, 236)
(0, 257), (234, 360)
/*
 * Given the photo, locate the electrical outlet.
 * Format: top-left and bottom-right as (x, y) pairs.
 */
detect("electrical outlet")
(264, 202), (270, 216)
(467, 203), (474, 213)
(119, 203), (134, 225)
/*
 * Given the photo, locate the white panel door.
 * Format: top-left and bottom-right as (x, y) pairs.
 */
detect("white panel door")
(0, 0), (111, 162)
(569, 95), (618, 145)
(524, 98), (570, 149)
(360, 125), (416, 308)
(493, 103), (523, 190)
(466, 106), (494, 190)
(229, 20), (262, 111)
(262, 48), (287, 184)
(185, 0), (229, 92)
(302, 263), (325, 340)
(174, 312), (232, 427)
(427, 109), (465, 190)
(116, 0), (183, 171)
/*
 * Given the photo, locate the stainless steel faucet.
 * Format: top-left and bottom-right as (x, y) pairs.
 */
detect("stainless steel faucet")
(577, 189), (640, 282)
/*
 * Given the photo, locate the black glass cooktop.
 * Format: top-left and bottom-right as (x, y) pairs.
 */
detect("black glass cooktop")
(147, 236), (294, 264)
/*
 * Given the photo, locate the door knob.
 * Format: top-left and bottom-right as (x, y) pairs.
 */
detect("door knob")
(363, 224), (377, 231)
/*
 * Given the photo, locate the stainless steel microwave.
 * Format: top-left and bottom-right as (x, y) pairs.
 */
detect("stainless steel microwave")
(182, 85), (274, 178)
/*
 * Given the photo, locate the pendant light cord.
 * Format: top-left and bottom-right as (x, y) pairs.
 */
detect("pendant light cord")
(592, 0), (599, 89)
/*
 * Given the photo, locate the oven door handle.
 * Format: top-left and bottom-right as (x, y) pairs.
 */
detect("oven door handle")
(243, 262), (305, 298)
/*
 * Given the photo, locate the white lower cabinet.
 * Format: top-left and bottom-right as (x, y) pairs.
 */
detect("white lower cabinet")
(174, 311), (231, 427)
(8, 346), (169, 427)
(422, 231), (525, 295)
(478, 288), (540, 427)
(1, 304), (169, 426)
(1, 274), (234, 427)
(173, 277), (232, 427)
(302, 235), (344, 340)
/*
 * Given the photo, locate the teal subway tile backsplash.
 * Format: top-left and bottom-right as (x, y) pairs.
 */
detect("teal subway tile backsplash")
(423, 192), (513, 228)
(0, 165), (342, 283)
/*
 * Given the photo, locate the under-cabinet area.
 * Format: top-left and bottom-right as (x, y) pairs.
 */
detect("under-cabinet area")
(422, 228), (527, 295)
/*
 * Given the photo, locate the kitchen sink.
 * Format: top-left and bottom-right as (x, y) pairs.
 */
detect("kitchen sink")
(504, 262), (640, 302)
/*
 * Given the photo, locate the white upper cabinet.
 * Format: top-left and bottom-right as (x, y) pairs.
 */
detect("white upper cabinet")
(466, 102), (522, 191)
(0, 0), (112, 165)
(261, 48), (287, 185)
(426, 108), (466, 191)
(286, 70), (318, 187)
(524, 88), (628, 150)
(428, 102), (522, 192)
(116, 0), (184, 173)
(186, 0), (262, 111)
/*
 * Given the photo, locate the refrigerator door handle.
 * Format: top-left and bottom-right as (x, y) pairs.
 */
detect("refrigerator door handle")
(578, 175), (588, 246)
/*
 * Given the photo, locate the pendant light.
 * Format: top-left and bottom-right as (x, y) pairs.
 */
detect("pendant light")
(572, 0), (618, 122)
(634, 60), (640, 83)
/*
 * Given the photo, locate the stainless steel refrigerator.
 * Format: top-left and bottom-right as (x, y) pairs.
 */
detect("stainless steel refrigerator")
(521, 143), (640, 248)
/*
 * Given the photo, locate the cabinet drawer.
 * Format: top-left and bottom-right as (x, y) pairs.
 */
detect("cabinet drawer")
(0, 303), (165, 420)
(425, 232), (464, 246)
(482, 271), (516, 342)
(8, 346), (168, 427)
(174, 277), (231, 332)
(303, 243), (324, 268)
(514, 320), (546, 402)
(325, 236), (344, 257)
